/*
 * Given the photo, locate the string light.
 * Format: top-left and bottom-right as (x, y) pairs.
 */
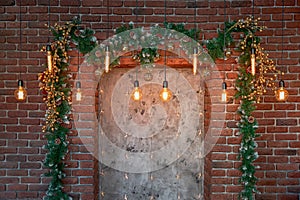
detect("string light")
(130, 0), (142, 101)
(75, 0), (82, 101)
(15, 0), (27, 101)
(104, 0), (110, 73)
(160, 0), (172, 102)
(250, 0), (256, 76)
(220, 0), (227, 103)
(192, 0), (198, 75)
(276, 0), (288, 101)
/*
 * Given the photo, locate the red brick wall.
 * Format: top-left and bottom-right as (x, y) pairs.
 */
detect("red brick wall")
(0, 0), (299, 199)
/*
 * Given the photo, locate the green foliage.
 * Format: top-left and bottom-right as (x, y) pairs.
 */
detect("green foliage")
(41, 18), (97, 200)
(206, 21), (235, 61)
(235, 69), (260, 200)
(164, 22), (200, 41)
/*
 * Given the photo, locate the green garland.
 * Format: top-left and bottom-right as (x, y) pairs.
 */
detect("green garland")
(208, 17), (279, 199)
(115, 22), (200, 66)
(39, 17), (96, 200)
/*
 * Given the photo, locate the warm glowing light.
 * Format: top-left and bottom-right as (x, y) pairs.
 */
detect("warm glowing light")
(221, 82), (227, 103)
(46, 44), (52, 72)
(14, 80), (27, 101)
(159, 81), (172, 102)
(250, 48), (256, 76)
(192, 47), (198, 75)
(131, 80), (142, 101)
(105, 46), (110, 73)
(276, 80), (288, 101)
(75, 82), (82, 101)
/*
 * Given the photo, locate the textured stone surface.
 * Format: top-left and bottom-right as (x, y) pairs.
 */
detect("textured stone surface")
(99, 67), (204, 199)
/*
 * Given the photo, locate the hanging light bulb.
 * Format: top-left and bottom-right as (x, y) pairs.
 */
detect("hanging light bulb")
(104, 45), (110, 73)
(250, 48), (256, 76)
(192, 47), (198, 75)
(75, 81), (82, 101)
(276, 80), (288, 101)
(159, 81), (172, 102)
(221, 82), (227, 103)
(14, 80), (27, 101)
(131, 80), (142, 101)
(46, 44), (52, 72)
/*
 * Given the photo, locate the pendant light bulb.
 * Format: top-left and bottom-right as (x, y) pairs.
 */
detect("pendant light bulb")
(105, 46), (110, 73)
(192, 47), (198, 75)
(159, 81), (172, 102)
(276, 80), (288, 101)
(14, 80), (27, 101)
(221, 82), (227, 103)
(75, 81), (82, 101)
(250, 48), (256, 76)
(131, 80), (142, 101)
(46, 44), (52, 72)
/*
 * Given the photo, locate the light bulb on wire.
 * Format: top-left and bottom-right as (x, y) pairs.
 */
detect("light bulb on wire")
(192, 47), (198, 75)
(75, 81), (82, 101)
(131, 80), (142, 101)
(14, 80), (27, 101)
(159, 81), (172, 102)
(250, 47), (256, 76)
(276, 80), (288, 101)
(104, 45), (110, 73)
(46, 44), (52, 72)
(221, 82), (227, 103)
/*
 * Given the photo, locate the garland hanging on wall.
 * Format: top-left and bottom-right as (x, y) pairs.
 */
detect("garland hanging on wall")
(206, 16), (280, 200)
(38, 17), (96, 200)
(38, 16), (281, 200)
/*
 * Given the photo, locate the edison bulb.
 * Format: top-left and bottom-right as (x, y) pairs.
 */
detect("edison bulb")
(221, 82), (227, 103)
(75, 82), (82, 101)
(104, 46), (110, 73)
(250, 48), (256, 76)
(159, 81), (172, 102)
(14, 80), (27, 101)
(131, 80), (142, 101)
(276, 80), (288, 101)
(192, 47), (198, 75)
(46, 44), (52, 72)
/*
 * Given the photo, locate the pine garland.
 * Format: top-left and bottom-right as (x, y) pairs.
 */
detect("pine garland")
(208, 17), (280, 199)
(39, 17), (96, 200)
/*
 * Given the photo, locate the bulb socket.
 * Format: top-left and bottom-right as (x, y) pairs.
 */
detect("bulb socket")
(251, 48), (255, 55)
(163, 80), (168, 88)
(279, 80), (285, 88)
(134, 80), (139, 87)
(18, 80), (24, 87)
(76, 81), (81, 89)
(222, 82), (227, 90)
(105, 45), (109, 52)
(193, 47), (198, 54)
(46, 44), (52, 52)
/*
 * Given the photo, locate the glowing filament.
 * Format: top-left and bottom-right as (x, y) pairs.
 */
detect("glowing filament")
(105, 46), (110, 73)
(250, 48), (256, 76)
(159, 81), (172, 102)
(46, 44), (52, 72)
(14, 80), (27, 101)
(192, 47), (198, 75)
